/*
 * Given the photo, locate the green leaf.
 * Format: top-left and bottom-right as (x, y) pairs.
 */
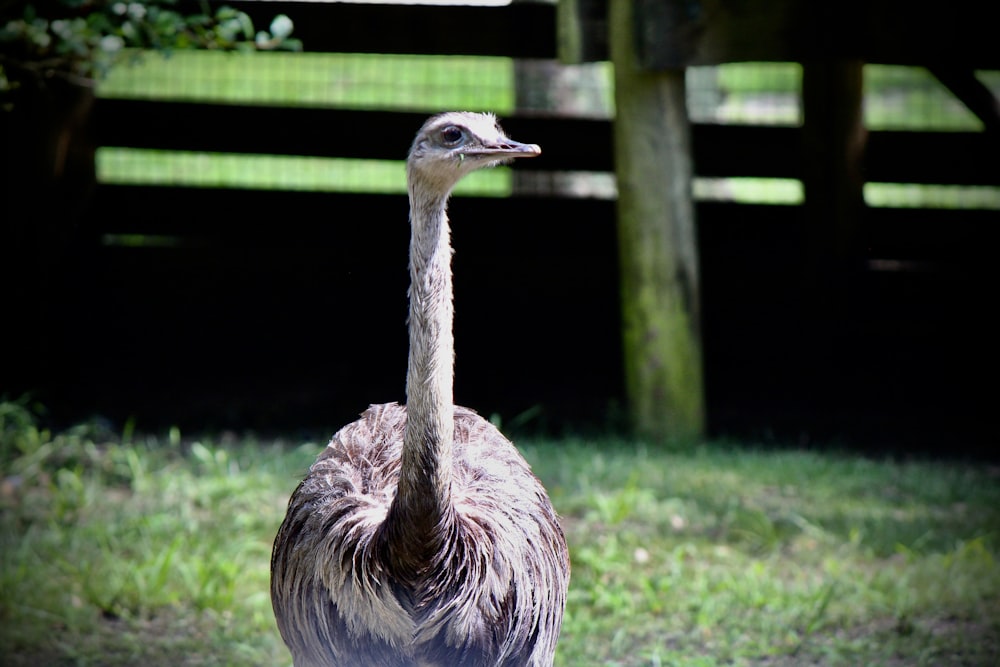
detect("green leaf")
(269, 14), (293, 40)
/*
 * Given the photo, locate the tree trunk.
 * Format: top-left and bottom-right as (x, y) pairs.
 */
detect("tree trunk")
(609, 0), (704, 442)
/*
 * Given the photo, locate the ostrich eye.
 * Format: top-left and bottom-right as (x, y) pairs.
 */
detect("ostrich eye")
(441, 126), (464, 145)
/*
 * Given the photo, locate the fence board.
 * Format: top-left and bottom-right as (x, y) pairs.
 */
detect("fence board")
(93, 102), (612, 170)
(865, 131), (1000, 185)
(553, 0), (1000, 67)
(73, 183), (997, 447)
(207, 0), (1000, 67)
(94, 100), (998, 185)
(87, 185), (997, 267)
(220, 0), (558, 59)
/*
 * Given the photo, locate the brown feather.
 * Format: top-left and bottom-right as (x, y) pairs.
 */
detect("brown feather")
(270, 113), (568, 667)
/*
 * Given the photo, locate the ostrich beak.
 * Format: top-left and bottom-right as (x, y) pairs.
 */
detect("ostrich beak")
(466, 139), (541, 159)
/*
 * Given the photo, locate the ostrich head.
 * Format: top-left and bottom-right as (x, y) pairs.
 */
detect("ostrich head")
(407, 112), (541, 196)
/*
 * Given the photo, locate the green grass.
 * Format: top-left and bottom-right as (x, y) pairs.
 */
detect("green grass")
(2, 400), (998, 666)
(96, 150), (513, 196)
(712, 62), (999, 131)
(544, 442), (1000, 666)
(98, 50), (515, 111)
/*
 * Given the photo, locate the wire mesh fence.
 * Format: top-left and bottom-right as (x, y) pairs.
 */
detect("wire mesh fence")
(95, 48), (999, 208)
(96, 51), (516, 195)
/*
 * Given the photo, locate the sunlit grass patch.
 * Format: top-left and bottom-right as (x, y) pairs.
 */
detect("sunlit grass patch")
(98, 50), (514, 112)
(694, 177), (803, 205)
(0, 402), (312, 666)
(521, 439), (1000, 666)
(96, 149), (513, 195)
(864, 183), (1000, 209)
(3, 403), (999, 666)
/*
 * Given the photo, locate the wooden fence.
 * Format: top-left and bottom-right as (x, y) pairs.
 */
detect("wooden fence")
(15, 1), (999, 451)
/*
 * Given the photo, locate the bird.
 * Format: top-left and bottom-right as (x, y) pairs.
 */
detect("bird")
(270, 112), (570, 667)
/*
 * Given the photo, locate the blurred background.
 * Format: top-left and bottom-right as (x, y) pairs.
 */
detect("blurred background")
(3, 0), (998, 455)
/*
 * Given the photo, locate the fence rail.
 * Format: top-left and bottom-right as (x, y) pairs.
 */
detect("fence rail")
(208, 0), (1000, 67)
(95, 99), (998, 185)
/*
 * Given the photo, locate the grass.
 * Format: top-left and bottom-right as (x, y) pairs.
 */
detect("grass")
(97, 150), (513, 196)
(713, 63), (1000, 131)
(97, 51), (515, 111)
(2, 400), (998, 666)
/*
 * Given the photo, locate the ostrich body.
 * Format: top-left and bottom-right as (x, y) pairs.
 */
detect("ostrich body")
(271, 112), (569, 667)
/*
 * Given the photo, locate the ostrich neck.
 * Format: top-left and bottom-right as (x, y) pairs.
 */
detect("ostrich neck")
(387, 180), (456, 568)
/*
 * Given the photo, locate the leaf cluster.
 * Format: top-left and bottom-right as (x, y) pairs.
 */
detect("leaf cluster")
(0, 0), (301, 91)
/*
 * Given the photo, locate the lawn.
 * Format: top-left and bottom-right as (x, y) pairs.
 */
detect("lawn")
(2, 400), (998, 666)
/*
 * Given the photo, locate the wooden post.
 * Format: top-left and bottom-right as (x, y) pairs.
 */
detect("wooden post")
(798, 61), (866, 417)
(800, 59), (867, 390)
(801, 60), (867, 280)
(609, 0), (704, 441)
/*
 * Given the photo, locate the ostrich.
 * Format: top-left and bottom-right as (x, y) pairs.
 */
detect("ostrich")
(270, 112), (570, 667)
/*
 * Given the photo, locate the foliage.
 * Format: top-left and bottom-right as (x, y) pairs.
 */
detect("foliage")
(538, 439), (1000, 665)
(0, 399), (302, 666)
(1, 402), (998, 666)
(0, 0), (300, 97)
